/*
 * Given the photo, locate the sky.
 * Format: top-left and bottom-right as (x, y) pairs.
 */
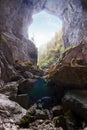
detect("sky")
(28, 11), (62, 48)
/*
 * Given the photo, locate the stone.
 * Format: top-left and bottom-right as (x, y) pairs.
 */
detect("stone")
(19, 102), (51, 128)
(37, 97), (57, 109)
(0, 50), (17, 82)
(0, 80), (4, 87)
(63, 90), (87, 122)
(0, 31), (37, 83)
(52, 105), (63, 117)
(0, 0), (86, 48)
(49, 43), (87, 89)
(53, 115), (66, 129)
(0, 81), (18, 98)
(0, 127), (5, 130)
(22, 71), (34, 79)
(18, 78), (37, 94)
(0, 94), (26, 123)
(15, 94), (30, 109)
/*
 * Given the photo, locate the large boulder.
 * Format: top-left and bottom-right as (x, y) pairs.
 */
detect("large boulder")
(49, 43), (87, 89)
(0, 94), (26, 123)
(18, 79), (37, 94)
(63, 90), (87, 122)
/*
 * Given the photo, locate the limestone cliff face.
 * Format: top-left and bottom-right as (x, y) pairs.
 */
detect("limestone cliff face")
(0, 0), (37, 65)
(0, 0), (87, 66)
(0, 0), (87, 49)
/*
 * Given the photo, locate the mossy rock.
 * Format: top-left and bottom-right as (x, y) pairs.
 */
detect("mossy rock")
(53, 115), (66, 128)
(19, 114), (35, 128)
(1, 34), (7, 43)
(27, 104), (36, 116)
(57, 45), (76, 64)
(35, 109), (49, 120)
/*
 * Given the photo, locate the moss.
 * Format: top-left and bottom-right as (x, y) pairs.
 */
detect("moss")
(56, 45), (76, 65)
(62, 45), (76, 58)
(19, 114), (35, 128)
(1, 34), (7, 43)
(53, 115), (66, 128)
(53, 115), (63, 127)
(39, 55), (54, 69)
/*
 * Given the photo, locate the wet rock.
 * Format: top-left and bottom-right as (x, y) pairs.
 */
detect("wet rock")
(37, 97), (57, 109)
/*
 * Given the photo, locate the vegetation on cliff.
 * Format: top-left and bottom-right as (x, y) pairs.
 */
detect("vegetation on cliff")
(38, 31), (64, 68)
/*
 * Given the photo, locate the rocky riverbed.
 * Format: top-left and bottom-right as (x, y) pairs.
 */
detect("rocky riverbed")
(1, 43), (87, 130)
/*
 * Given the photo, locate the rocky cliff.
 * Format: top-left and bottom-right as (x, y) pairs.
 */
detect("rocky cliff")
(0, 0), (87, 64)
(1, 0), (87, 130)
(1, 0), (87, 47)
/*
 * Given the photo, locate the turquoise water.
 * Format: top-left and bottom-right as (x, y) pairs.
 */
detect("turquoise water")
(29, 78), (50, 102)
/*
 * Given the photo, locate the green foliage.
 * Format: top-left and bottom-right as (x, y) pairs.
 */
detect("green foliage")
(1, 34), (7, 42)
(38, 30), (64, 68)
(57, 45), (76, 65)
(62, 45), (75, 57)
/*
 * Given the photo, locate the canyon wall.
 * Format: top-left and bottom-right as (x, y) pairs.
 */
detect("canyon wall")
(0, 0), (87, 81)
(0, 0), (87, 49)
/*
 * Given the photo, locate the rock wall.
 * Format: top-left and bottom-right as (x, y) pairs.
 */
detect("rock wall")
(0, 0), (87, 80)
(0, 0), (87, 54)
(0, 0), (37, 64)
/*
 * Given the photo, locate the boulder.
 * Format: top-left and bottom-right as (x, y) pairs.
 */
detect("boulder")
(15, 94), (30, 109)
(22, 71), (34, 79)
(18, 78), (37, 94)
(50, 66), (87, 88)
(49, 43), (87, 89)
(52, 105), (63, 117)
(63, 90), (87, 121)
(0, 81), (18, 98)
(19, 103), (50, 128)
(37, 97), (57, 109)
(0, 94), (26, 123)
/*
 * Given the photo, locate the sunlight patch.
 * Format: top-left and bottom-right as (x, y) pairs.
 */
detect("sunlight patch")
(28, 11), (62, 48)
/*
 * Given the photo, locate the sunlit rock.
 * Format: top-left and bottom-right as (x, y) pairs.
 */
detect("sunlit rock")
(49, 43), (87, 88)
(0, 94), (26, 123)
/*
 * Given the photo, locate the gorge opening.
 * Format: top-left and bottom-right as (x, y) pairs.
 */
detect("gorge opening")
(28, 10), (64, 68)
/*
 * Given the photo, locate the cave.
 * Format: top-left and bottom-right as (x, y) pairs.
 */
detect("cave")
(0, 0), (87, 64)
(28, 10), (63, 65)
(1, 0), (87, 129)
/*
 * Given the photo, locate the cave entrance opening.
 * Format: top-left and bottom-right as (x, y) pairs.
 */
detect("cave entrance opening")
(28, 10), (64, 68)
